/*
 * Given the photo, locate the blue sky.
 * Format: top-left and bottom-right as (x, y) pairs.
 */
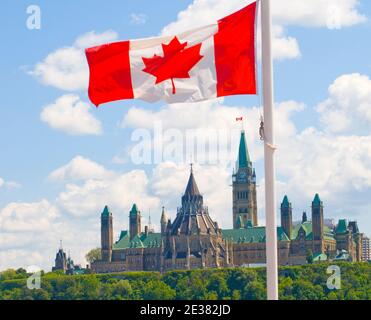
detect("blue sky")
(0, 0), (371, 270)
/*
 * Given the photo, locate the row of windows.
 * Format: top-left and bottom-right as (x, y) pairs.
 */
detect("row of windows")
(236, 191), (248, 199)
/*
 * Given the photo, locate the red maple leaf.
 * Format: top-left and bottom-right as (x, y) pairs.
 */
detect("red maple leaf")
(142, 36), (203, 94)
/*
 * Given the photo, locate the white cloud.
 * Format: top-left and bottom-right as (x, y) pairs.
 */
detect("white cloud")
(49, 156), (113, 182)
(162, 0), (365, 60)
(271, 25), (300, 61)
(56, 167), (159, 218)
(272, 0), (366, 28)
(4, 181), (22, 189)
(130, 13), (148, 26)
(0, 177), (22, 190)
(0, 250), (45, 271)
(30, 30), (118, 91)
(317, 73), (371, 134)
(40, 94), (103, 135)
(74, 30), (118, 49)
(277, 127), (371, 199)
(31, 47), (88, 91)
(0, 200), (59, 232)
(122, 99), (260, 166)
(0, 212), (100, 271)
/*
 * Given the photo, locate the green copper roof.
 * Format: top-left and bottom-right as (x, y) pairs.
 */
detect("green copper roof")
(113, 231), (161, 250)
(281, 195), (290, 208)
(237, 131), (251, 169)
(222, 226), (289, 243)
(312, 193), (322, 206)
(130, 203), (139, 217)
(101, 205), (111, 217)
(118, 230), (128, 241)
(291, 221), (335, 241)
(291, 221), (313, 240)
(335, 219), (348, 234)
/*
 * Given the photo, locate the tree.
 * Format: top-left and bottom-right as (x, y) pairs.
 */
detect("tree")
(0, 269), (17, 281)
(142, 280), (176, 300)
(102, 280), (133, 300)
(207, 272), (230, 299)
(242, 280), (266, 300)
(231, 290), (241, 300)
(85, 248), (101, 265)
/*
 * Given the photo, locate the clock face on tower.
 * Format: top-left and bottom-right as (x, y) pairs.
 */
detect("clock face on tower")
(237, 171), (247, 183)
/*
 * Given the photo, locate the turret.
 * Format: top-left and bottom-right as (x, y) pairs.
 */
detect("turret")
(161, 206), (167, 234)
(280, 195), (292, 239)
(101, 206), (113, 262)
(312, 194), (324, 241)
(129, 203), (141, 240)
(302, 211), (307, 223)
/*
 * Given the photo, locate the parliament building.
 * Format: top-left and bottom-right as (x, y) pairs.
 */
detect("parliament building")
(91, 131), (363, 273)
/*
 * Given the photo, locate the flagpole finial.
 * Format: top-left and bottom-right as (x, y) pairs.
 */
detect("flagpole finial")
(236, 116), (244, 132)
(190, 163), (193, 173)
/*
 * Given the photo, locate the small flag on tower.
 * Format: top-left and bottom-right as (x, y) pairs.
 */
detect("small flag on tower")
(236, 117), (243, 121)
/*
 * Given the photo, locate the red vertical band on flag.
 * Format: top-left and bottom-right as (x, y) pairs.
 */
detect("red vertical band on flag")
(214, 2), (257, 97)
(85, 41), (134, 107)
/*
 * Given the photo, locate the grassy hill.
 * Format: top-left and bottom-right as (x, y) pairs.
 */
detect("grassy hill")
(0, 262), (370, 300)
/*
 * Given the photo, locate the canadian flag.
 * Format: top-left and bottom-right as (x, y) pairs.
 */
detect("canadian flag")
(86, 2), (257, 106)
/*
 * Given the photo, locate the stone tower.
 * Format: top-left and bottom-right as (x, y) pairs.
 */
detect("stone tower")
(101, 206), (113, 262)
(232, 130), (258, 228)
(312, 194), (324, 241)
(280, 195), (292, 239)
(302, 211), (308, 223)
(52, 241), (67, 272)
(129, 203), (141, 240)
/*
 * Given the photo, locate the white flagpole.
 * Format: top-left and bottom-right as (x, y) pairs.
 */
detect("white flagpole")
(261, 0), (278, 300)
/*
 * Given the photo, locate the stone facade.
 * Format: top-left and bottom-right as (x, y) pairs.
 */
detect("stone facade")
(91, 131), (363, 273)
(362, 236), (370, 261)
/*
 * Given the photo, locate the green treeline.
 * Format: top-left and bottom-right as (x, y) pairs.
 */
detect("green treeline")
(0, 262), (370, 300)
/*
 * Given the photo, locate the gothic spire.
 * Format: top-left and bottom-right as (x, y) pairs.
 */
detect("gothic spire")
(184, 165), (201, 197)
(161, 206), (167, 223)
(281, 195), (290, 208)
(101, 205), (111, 217)
(302, 211), (307, 223)
(237, 130), (251, 170)
(130, 203), (139, 217)
(312, 193), (322, 206)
